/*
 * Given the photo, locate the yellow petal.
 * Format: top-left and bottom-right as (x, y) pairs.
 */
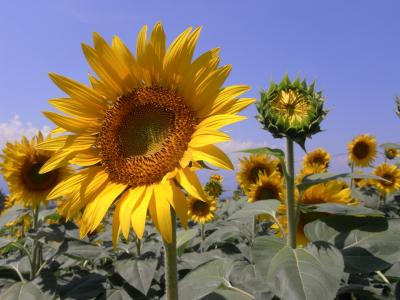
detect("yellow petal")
(189, 130), (230, 148)
(36, 135), (96, 151)
(42, 112), (99, 134)
(169, 183), (188, 229)
(39, 149), (77, 174)
(112, 199), (123, 247)
(48, 73), (106, 109)
(80, 182), (126, 237)
(153, 186), (172, 243)
(70, 148), (101, 167)
(176, 168), (207, 200)
(131, 186), (153, 239)
(119, 186), (146, 240)
(191, 144), (234, 170)
(196, 114), (247, 131)
(219, 98), (256, 115)
(49, 97), (106, 119)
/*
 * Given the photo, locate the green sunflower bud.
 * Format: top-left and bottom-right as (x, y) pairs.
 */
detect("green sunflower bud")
(256, 75), (328, 149)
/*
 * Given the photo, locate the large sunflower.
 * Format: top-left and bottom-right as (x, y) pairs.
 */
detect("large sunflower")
(372, 163), (400, 194)
(187, 196), (217, 224)
(348, 134), (377, 167)
(247, 172), (285, 203)
(301, 180), (354, 205)
(237, 154), (280, 190)
(39, 23), (253, 244)
(302, 148), (330, 170)
(0, 132), (70, 208)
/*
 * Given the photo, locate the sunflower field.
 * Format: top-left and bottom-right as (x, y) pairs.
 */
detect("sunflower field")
(1, 23), (400, 300)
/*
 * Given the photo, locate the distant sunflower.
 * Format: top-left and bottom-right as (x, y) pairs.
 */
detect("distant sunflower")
(247, 172), (284, 203)
(348, 134), (377, 167)
(40, 23), (253, 244)
(302, 148), (330, 170)
(301, 180), (354, 205)
(237, 154), (280, 190)
(0, 132), (70, 208)
(373, 163), (400, 194)
(204, 174), (224, 198)
(384, 148), (398, 160)
(295, 164), (327, 185)
(187, 196), (216, 224)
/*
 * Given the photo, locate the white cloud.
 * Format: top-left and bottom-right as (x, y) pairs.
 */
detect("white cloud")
(0, 115), (50, 150)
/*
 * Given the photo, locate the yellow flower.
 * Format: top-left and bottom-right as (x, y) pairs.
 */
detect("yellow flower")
(247, 172), (285, 203)
(237, 154), (280, 190)
(348, 134), (377, 167)
(373, 163), (400, 194)
(302, 148), (330, 170)
(295, 164), (327, 185)
(40, 23), (253, 245)
(384, 148), (398, 160)
(187, 196), (216, 224)
(301, 180), (354, 205)
(204, 174), (224, 198)
(210, 174), (223, 184)
(0, 132), (71, 208)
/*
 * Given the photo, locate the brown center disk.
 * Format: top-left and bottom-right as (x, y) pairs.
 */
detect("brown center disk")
(21, 156), (59, 191)
(256, 184), (279, 201)
(192, 200), (210, 216)
(381, 174), (394, 187)
(352, 142), (370, 159)
(98, 87), (196, 187)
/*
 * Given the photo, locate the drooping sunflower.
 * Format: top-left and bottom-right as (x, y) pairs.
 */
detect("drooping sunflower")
(237, 154), (280, 190)
(204, 174), (224, 198)
(247, 172), (285, 203)
(372, 163), (400, 194)
(39, 23), (253, 244)
(301, 180), (354, 205)
(187, 196), (217, 224)
(302, 148), (330, 170)
(256, 75), (327, 149)
(348, 134), (377, 167)
(295, 164), (327, 185)
(384, 148), (398, 160)
(0, 132), (71, 208)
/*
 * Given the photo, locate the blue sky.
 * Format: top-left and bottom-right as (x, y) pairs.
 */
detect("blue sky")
(1, 0), (400, 193)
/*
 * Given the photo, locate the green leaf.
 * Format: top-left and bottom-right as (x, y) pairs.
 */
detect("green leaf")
(178, 259), (236, 300)
(266, 242), (344, 300)
(0, 282), (49, 300)
(114, 256), (158, 296)
(238, 147), (285, 159)
(0, 205), (29, 228)
(106, 289), (132, 300)
(228, 200), (281, 220)
(202, 225), (243, 249)
(61, 273), (106, 299)
(65, 240), (108, 259)
(0, 237), (13, 248)
(380, 142), (400, 150)
(301, 203), (384, 216)
(176, 228), (198, 257)
(297, 172), (388, 192)
(250, 236), (285, 277)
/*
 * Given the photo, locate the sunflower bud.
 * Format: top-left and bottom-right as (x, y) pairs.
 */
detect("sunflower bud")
(256, 75), (327, 149)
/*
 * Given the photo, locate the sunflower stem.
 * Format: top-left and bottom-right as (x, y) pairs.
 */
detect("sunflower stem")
(163, 209), (178, 300)
(31, 205), (41, 279)
(350, 163), (355, 189)
(285, 138), (297, 249)
(251, 216), (257, 244)
(136, 237), (141, 257)
(200, 223), (205, 253)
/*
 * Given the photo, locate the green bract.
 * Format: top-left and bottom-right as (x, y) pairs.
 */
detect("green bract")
(256, 75), (328, 149)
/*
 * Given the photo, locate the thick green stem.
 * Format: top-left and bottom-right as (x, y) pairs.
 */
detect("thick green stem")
(200, 223), (205, 253)
(136, 237), (141, 257)
(251, 216), (257, 244)
(350, 163), (355, 190)
(285, 138), (296, 249)
(163, 209), (178, 300)
(31, 205), (40, 279)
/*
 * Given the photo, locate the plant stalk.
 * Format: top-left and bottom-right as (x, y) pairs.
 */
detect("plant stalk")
(200, 223), (205, 253)
(350, 163), (355, 190)
(163, 209), (178, 300)
(285, 138), (297, 249)
(251, 216), (257, 244)
(31, 205), (40, 279)
(136, 237), (141, 257)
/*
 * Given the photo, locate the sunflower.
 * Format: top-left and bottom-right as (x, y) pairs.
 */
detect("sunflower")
(237, 154), (280, 190)
(295, 163), (327, 185)
(384, 148), (398, 160)
(301, 180), (354, 205)
(348, 134), (377, 167)
(0, 132), (70, 208)
(372, 163), (400, 194)
(187, 196), (216, 224)
(204, 174), (224, 198)
(302, 148), (330, 170)
(39, 23), (253, 245)
(257, 76), (327, 148)
(247, 172), (285, 203)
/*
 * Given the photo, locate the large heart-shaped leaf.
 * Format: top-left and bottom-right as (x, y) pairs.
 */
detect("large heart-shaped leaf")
(266, 242), (344, 300)
(0, 282), (50, 300)
(176, 228), (198, 257)
(228, 200), (281, 221)
(114, 256), (158, 296)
